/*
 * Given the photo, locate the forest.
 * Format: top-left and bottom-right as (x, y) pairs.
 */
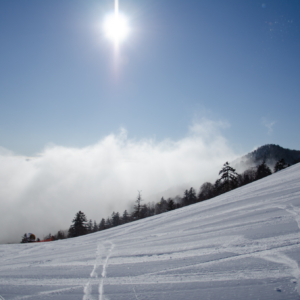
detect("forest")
(21, 158), (292, 243)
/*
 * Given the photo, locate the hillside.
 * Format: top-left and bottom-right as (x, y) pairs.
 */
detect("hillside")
(0, 163), (300, 299)
(233, 144), (300, 172)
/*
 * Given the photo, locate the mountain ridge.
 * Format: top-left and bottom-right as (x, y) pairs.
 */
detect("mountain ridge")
(233, 144), (300, 172)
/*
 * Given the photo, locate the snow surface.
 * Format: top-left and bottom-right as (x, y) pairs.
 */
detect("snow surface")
(1, 164), (300, 300)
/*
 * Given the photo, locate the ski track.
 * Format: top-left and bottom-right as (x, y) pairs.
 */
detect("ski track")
(264, 203), (300, 296)
(83, 241), (114, 300)
(99, 241), (114, 300)
(260, 251), (300, 296)
(83, 281), (93, 300)
(286, 205), (300, 231)
(129, 275), (140, 300)
(83, 242), (101, 300)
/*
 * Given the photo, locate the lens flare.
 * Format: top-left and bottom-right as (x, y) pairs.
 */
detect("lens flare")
(104, 0), (129, 46)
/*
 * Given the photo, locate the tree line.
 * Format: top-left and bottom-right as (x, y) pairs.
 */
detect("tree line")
(21, 158), (291, 242)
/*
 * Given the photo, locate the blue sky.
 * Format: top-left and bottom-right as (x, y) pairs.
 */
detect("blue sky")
(0, 0), (299, 156)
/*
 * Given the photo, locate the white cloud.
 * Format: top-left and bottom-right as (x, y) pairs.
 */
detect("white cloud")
(0, 119), (238, 244)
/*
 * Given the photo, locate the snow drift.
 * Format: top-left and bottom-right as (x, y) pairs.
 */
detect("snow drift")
(0, 163), (300, 299)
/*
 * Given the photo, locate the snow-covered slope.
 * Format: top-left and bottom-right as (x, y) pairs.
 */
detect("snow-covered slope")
(1, 164), (300, 300)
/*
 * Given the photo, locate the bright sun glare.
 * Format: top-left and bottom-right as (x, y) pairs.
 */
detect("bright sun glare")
(104, 0), (129, 46)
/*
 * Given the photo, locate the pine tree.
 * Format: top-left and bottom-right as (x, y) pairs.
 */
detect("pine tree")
(213, 178), (222, 197)
(140, 204), (150, 219)
(167, 198), (175, 211)
(256, 161), (272, 180)
(56, 230), (66, 240)
(112, 212), (120, 226)
(122, 210), (129, 224)
(105, 217), (112, 229)
(217, 162), (239, 193)
(182, 190), (189, 206)
(188, 187), (197, 204)
(155, 197), (168, 214)
(93, 220), (98, 232)
(87, 219), (93, 233)
(99, 218), (106, 231)
(133, 191), (143, 219)
(68, 211), (88, 238)
(198, 182), (214, 201)
(274, 158), (288, 173)
(147, 202), (156, 216)
(238, 168), (256, 186)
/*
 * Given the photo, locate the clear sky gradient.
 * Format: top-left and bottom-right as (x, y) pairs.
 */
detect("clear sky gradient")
(0, 0), (299, 156)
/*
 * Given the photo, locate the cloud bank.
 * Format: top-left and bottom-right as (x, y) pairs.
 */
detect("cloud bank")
(0, 120), (237, 243)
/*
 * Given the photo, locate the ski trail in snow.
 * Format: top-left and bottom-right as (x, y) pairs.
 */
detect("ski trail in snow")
(83, 282), (93, 300)
(276, 204), (300, 230)
(259, 204), (300, 296)
(285, 204), (300, 295)
(261, 251), (300, 295)
(286, 204), (300, 230)
(129, 275), (140, 300)
(91, 243), (102, 278)
(83, 242), (102, 300)
(99, 241), (114, 300)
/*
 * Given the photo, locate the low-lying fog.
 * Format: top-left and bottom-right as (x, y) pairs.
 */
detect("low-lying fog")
(0, 120), (238, 244)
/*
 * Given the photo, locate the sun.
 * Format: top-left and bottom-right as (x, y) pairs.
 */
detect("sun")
(104, 13), (129, 45)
